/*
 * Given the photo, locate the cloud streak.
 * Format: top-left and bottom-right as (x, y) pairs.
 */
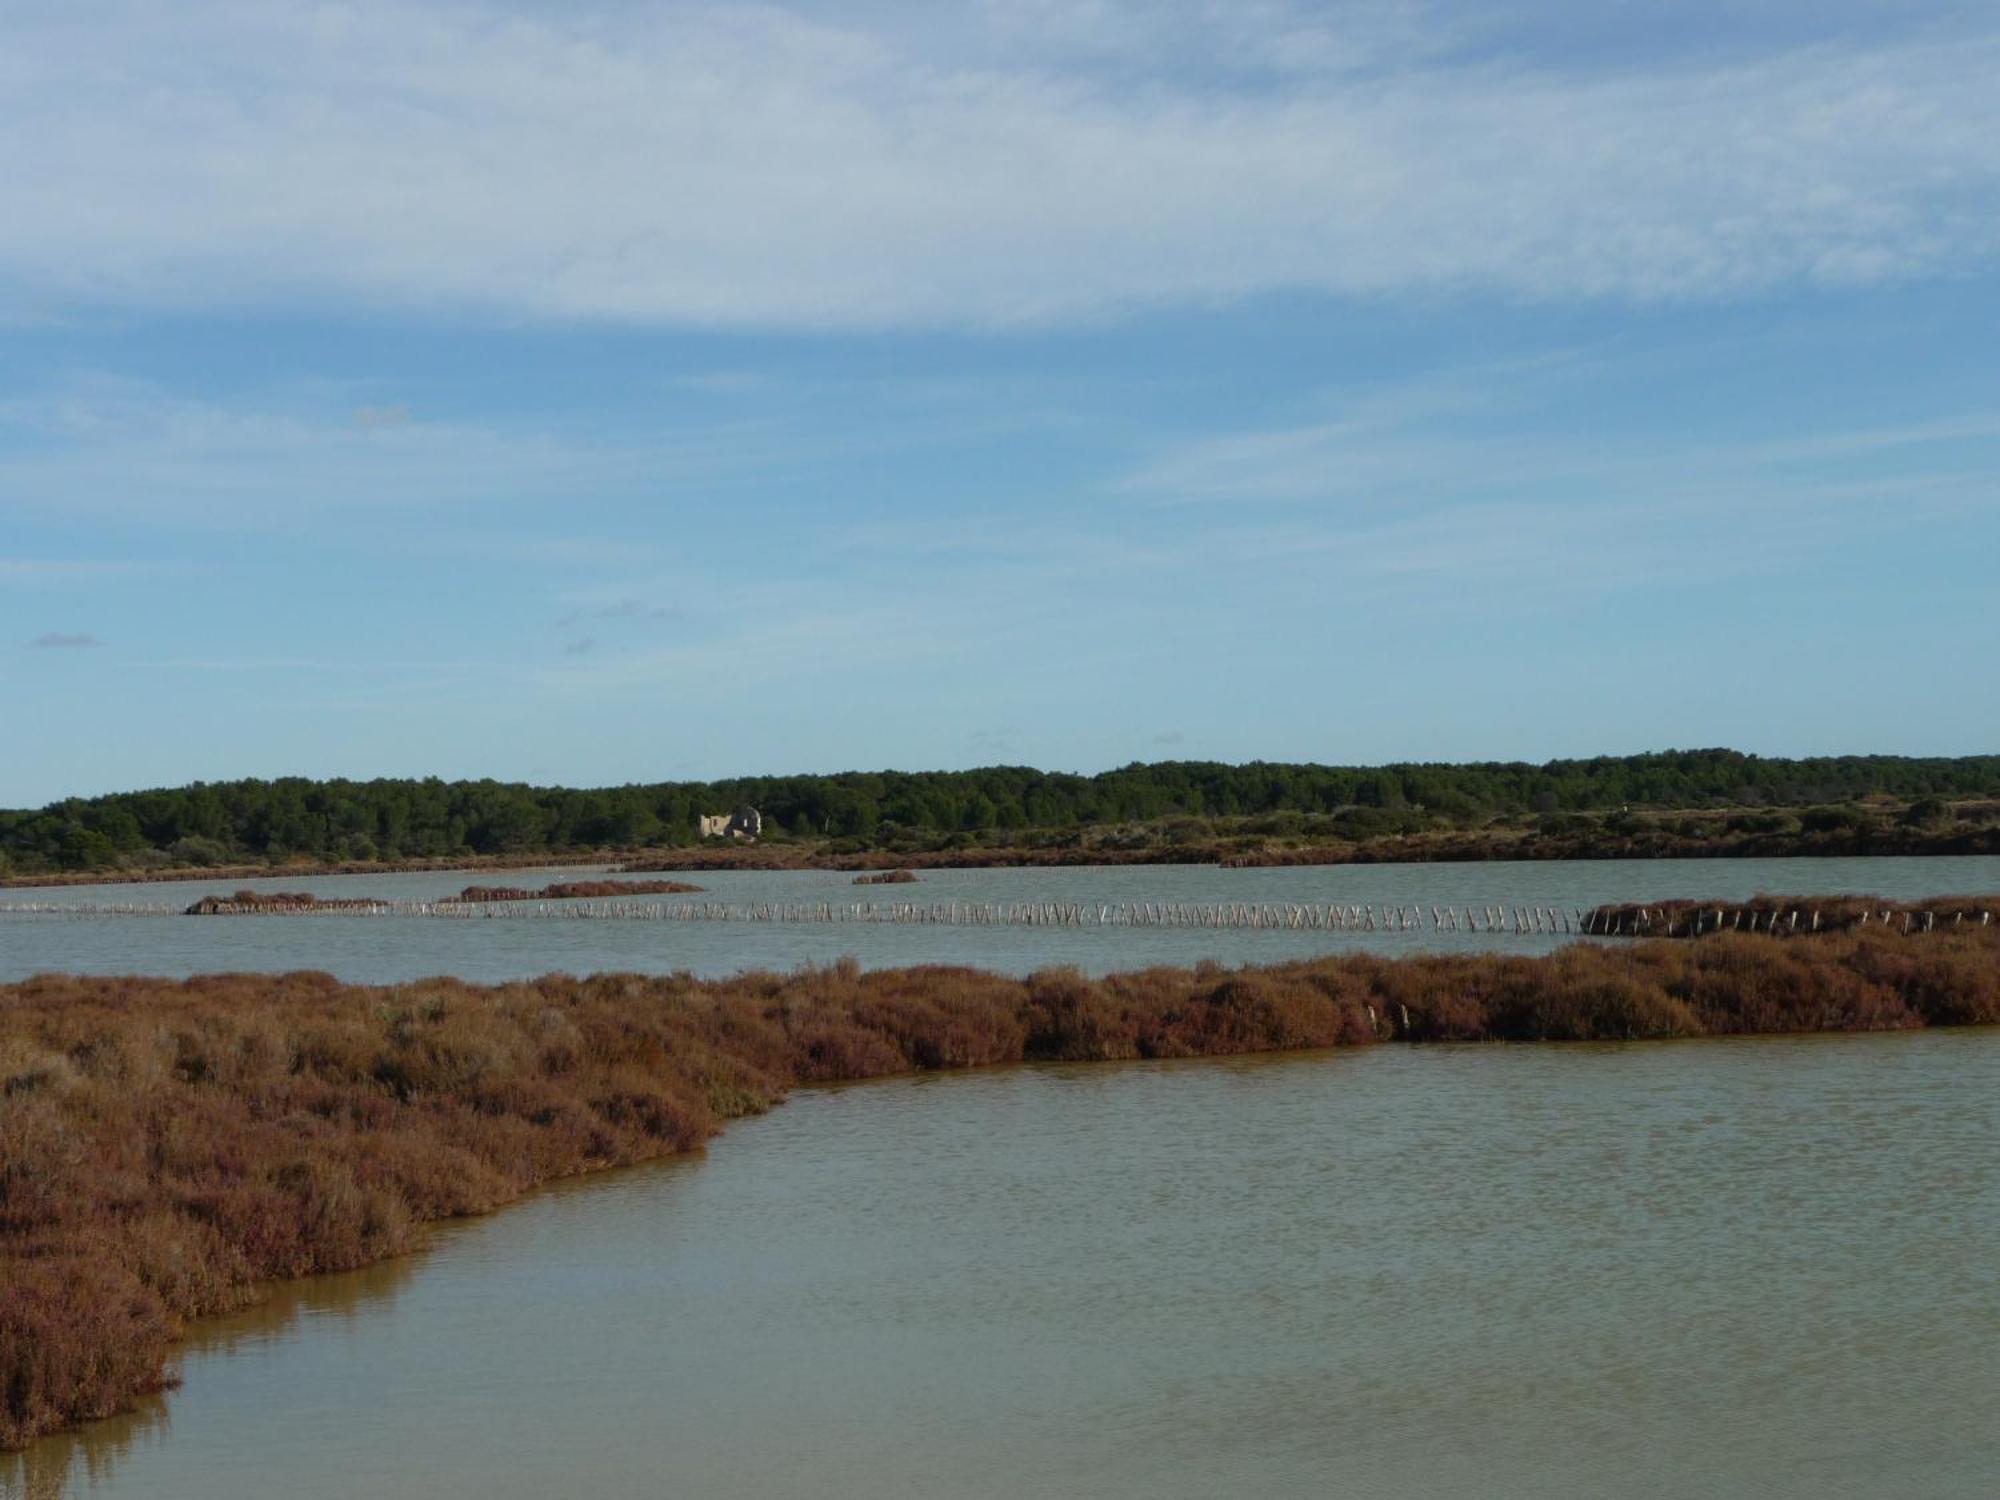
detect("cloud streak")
(1, 2), (1996, 327)
(0, 374), (771, 524)
(27, 632), (104, 649)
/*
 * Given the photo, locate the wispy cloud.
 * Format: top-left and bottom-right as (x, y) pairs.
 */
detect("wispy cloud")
(536, 573), (978, 698)
(0, 374), (762, 524)
(1078, 341), (2000, 626)
(27, 631), (104, 649)
(0, 376), (576, 520)
(1120, 342), (2000, 521)
(0, 2), (1995, 327)
(553, 595), (691, 630)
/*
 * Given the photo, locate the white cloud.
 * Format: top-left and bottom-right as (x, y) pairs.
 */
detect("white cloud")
(1, 2), (1995, 327)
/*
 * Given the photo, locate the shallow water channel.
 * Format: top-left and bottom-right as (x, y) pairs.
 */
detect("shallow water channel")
(4, 854), (1997, 982)
(9, 1029), (1997, 1499)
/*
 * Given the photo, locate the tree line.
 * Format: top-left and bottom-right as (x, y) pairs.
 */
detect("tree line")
(4, 749), (1998, 873)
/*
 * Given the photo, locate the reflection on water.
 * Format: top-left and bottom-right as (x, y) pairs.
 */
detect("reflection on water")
(2, 1255), (422, 1500)
(11, 1031), (1998, 1499)
(4, 855), (1998, 983)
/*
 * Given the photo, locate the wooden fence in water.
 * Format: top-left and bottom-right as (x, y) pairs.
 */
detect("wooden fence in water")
(1, 896), (1989, 936)
(1, 897), (1588, 932)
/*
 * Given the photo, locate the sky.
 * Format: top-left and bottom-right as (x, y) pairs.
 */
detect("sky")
(2, 0), (1997, 807)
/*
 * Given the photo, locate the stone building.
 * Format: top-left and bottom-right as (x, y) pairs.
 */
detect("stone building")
(699, 806), (763, 840)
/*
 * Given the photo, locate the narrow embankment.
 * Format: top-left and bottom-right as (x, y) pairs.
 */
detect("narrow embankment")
(178, 878), (707, 916)
(1586, 893), (1996, 937)
(4, 927), (1998, 1448)
(454, 879), (705, 901)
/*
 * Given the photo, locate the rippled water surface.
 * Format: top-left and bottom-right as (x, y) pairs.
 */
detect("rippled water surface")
(8, 1030), (1998, 1499)
(4, 855), (1996, 981)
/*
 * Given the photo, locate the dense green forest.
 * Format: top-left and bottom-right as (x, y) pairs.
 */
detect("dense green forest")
(3, 751), (1998, 874)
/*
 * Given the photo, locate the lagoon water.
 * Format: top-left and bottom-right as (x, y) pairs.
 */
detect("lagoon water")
(8, 1030), (1998, 1499)
(3, 854), (1998, 983)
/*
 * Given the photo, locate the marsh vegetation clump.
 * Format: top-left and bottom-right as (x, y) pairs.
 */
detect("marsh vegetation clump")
(183, 891), (391, 915)
(455, 880), (704, 901)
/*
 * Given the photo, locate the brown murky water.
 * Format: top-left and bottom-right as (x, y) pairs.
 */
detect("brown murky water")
(8, 1031), (1999, 1498)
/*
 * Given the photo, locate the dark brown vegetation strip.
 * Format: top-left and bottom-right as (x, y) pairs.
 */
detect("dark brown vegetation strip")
(184, 890), (392, 916)
(13, 814), (1999, 890)
(456, 879), (704, 902)
(3, 850), (623, 891)
(5, 928), (1999, 1448)
(182, 879), (709, 914)
(1587, 894), (1998, 937)
(1214, 824), (2000, 865)
(618, 823), (2000, 874)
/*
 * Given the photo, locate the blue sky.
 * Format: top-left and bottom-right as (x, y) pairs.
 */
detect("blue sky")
(3, 0), (1997, 806)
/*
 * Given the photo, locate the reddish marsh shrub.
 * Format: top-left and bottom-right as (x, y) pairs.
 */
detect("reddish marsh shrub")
(1022, 967), (1137, 1061)
(1488, 960), (1701, 1042)
(0, 1259), (176, 1449)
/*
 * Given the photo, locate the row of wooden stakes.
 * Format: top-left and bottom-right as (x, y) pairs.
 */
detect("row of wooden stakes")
(3, 897), (1990, 937)
(0, 897), (1595, 931)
